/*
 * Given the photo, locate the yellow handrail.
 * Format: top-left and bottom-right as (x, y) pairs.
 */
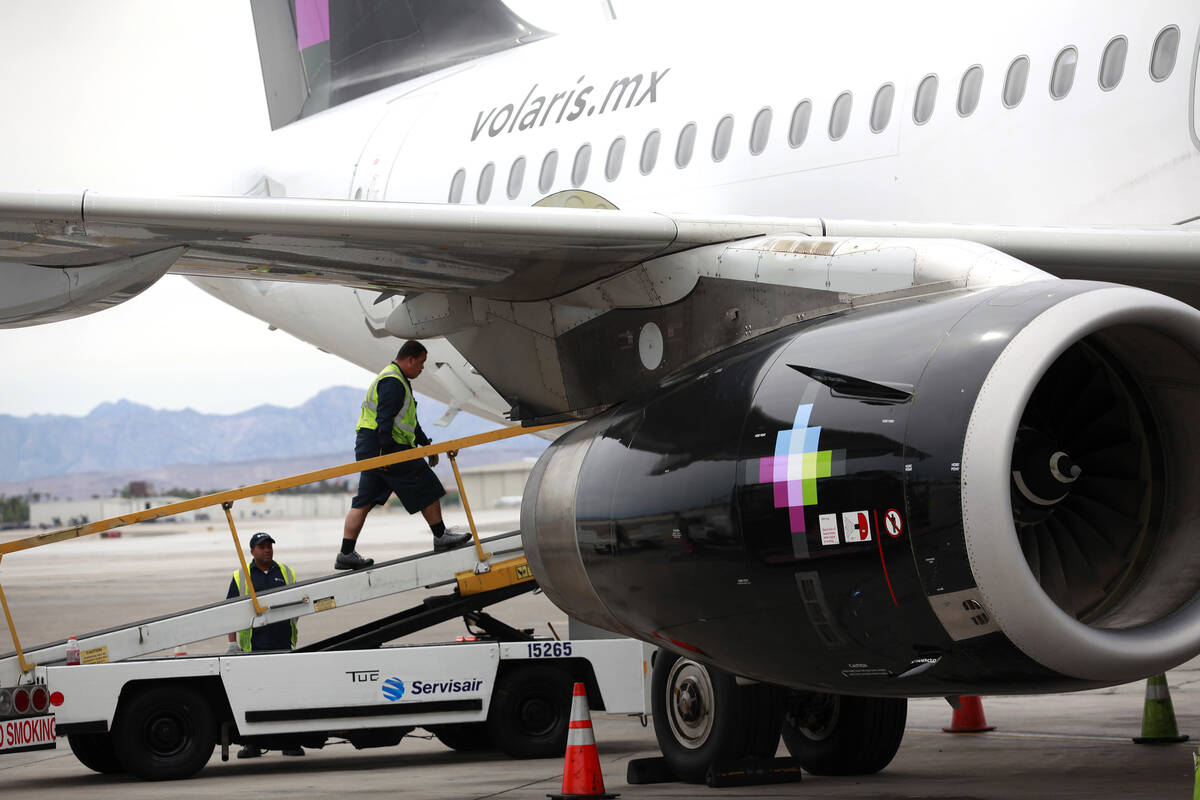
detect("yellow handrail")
(448, 451), (490, 563)
(0, 422), (565, 556)
(0, 421), (566, 672)
(224, 502), (266, 616)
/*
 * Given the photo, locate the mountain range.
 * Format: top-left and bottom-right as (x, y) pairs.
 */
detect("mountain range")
(0, 387), (547, 499)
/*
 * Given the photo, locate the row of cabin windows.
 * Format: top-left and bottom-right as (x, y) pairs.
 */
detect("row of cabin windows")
(448, 25), (1183, 204)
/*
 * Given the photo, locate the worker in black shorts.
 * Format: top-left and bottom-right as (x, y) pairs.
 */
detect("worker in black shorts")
(335, 340), (472, 570)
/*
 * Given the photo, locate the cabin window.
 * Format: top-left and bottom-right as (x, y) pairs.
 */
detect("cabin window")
(676, 122), (697, 168)
(788, 100), (812, 147)
(914, 75), (938, 124)
(506, 156), (526, 200)
(829, 91), (852, 140)
(640, 130), (661, 175)
(1050, 46), (1078, 99)
(1150, 25), (1180, 81)
(712, 115), (734, 161)
(1099, 36), (1128, 90)
(750, 107), (772, 154)
(1003, 56), (1030, 108)
(572, 144), (591, 187)
(605, 137), (626, 181)
(870, 84), (894, 133)
(539, 151), (558, 193)
(476, 162), (495, 203)
(958, 65), (984, 116)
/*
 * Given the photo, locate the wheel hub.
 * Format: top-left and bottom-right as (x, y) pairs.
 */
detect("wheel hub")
(517, 695), (555, 736)
(665, 659), (715, 750)
(146, 713), (187, 756)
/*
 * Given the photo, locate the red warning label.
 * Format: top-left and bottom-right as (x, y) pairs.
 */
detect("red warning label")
(1, 715), (55, 752)
(884, 509), (903, 538)
(842, 511), (871, 543)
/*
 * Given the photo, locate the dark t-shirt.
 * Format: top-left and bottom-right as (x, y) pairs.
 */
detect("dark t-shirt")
(227, 562), (294, 651)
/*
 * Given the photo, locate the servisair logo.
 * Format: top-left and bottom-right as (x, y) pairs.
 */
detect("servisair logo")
(471, 68), (670, 141)
(381, 677), (483, 701)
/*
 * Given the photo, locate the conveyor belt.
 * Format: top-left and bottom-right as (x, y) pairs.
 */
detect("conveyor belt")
(0, 531), (523, 686)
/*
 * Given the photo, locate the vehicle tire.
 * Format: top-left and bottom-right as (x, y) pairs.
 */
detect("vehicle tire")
(429, 722), (493, 751)
(111, 684), (216, 781)
(780, 691), (906, 775)
(650, 651), (784, 783)
(487, 664), (572, 759)
(67, 732), (124, 774)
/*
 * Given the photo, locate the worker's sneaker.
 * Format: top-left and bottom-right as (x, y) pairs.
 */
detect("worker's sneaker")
(433, 527), (473, 553)
(281, 746), (305, 757)
(237, 745), (263, 759)
(334, 550), (374, 570)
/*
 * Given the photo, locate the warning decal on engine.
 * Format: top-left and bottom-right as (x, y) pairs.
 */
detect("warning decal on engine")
(841, 511), (872, 543)
(818, 514), (839, 545)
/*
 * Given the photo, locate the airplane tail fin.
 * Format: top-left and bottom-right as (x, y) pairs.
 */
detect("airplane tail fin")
(250, 0), (549, 130)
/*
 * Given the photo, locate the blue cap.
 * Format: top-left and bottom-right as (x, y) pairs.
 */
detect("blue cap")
(249, 532), (275, 548)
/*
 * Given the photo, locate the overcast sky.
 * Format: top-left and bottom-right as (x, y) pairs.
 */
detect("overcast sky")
(0, 2), (375, 417)
(0, 1), (685, 418)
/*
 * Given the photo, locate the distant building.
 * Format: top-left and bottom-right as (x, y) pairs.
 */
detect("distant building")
(457, 458), (538, 511)
(29, 493), (355, 529)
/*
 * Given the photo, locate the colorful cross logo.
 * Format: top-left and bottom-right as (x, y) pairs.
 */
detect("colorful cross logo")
(758, 403), (834, 533)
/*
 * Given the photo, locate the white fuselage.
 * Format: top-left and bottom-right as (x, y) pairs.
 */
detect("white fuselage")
(191, 2), (1200, 421)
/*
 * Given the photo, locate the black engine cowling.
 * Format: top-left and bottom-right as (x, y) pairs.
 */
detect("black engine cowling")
(521, 280), (1200, 695)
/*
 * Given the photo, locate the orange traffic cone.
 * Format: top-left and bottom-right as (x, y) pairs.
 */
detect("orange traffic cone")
(943, 695), (995, 733)
(548, 682), (618, 799)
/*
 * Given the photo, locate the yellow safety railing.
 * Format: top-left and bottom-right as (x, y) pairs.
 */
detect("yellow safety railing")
(0, 422), (566, 673)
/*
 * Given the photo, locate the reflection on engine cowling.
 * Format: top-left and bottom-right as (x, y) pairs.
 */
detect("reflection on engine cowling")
(522, 280), (1200, 694)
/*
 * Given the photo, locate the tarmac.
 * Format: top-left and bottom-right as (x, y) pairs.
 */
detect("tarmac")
(1, 511), (1197, 797)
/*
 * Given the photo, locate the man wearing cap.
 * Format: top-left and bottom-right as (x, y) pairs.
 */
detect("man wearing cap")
(335, 339), (472, 570)
(226, 532), (303, 758)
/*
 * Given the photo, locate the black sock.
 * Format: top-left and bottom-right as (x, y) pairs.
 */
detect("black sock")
(431, 521), (446, 538)
(341, 538), (356, 555)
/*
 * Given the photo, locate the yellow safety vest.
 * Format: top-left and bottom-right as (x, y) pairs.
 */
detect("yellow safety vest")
(232, 562), (297, 652)
(356, 362), (418, 447)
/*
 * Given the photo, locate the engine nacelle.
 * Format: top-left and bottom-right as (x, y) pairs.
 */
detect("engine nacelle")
(0, 246), (182, 328)
(522, 280), (1200, 695)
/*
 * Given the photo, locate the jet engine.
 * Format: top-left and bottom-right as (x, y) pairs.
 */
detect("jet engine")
(522, 279), (1200, 695)
(0, 246), (182, 328)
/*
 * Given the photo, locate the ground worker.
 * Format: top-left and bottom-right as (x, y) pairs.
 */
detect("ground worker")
(226, 531), (303, 758)
(335, 340), (471, 570)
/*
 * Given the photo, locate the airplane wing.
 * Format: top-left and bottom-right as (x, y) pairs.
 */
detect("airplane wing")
(5, 191), (1200, 326)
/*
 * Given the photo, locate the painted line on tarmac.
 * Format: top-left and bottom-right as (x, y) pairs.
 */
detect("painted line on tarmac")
(907, 727), (1130, 743)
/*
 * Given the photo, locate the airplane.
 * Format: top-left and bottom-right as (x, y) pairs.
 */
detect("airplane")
(4, 0), (1200, 781)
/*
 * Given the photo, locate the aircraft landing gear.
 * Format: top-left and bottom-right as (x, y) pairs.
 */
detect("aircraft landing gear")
(780, 691), (906, 775)
(649, 650), (783, 783)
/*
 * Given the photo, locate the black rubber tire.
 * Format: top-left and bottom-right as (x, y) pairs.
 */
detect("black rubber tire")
(111, 684), (216, 781)
(429, 722), (493, 751)
(486, 664), (572, 759)
(67, 732), (124, 774)
(780, 692), (906, 775)
(650, 651), (784, 783)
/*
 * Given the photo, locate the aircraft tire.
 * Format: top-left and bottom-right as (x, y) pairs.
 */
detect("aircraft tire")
(651, 651), (784, 783)
(780, 692), (906, 775)
(429, 722), (494, 751)
(111, 684), (216, 780)
(67, 732), (124, 774)
(487, 664), (572, 759)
